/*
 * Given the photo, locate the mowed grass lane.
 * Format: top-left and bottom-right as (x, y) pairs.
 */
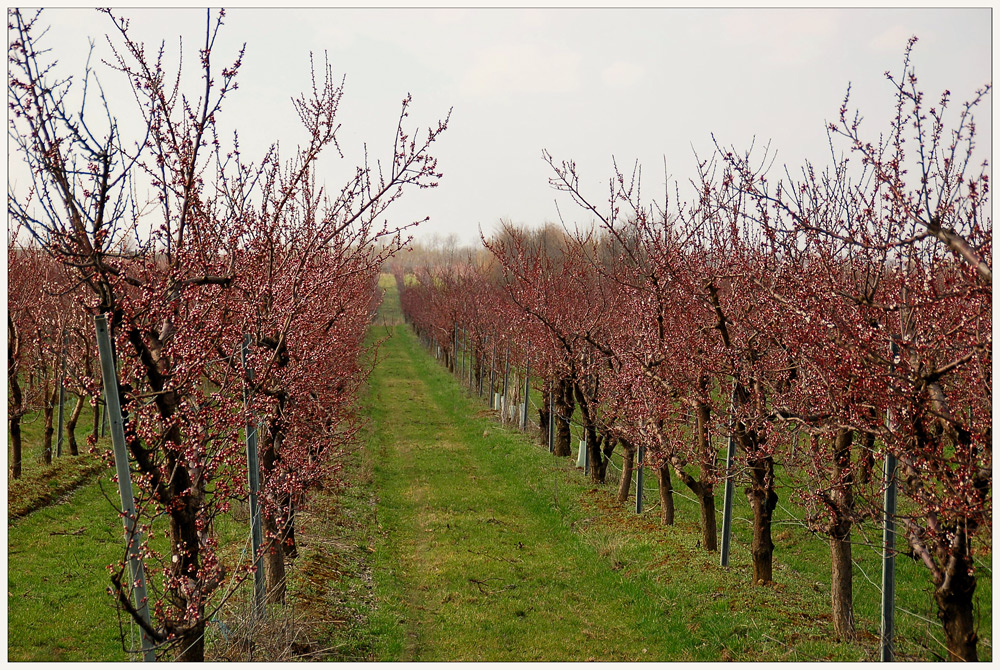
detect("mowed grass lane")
(360, 281), (990, 662)
(365, 321), (694, 661)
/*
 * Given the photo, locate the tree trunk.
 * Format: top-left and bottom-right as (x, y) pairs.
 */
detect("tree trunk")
(167, 493), (207, 661)
(694, 400), (717, 551)
(830, 428), (856, 640)
(92, 397), (101, 442)
(259, 416), (290, 606)
(587, 426), (606, 484)
(10, 413), (23, 479)
(42, 386), (56, 465)
(574, 382), (607, 484)
(8, 316), (23, 479)
(174, 623), (205, 662)
(552, 376), (574, 457)
(263, 513), (287, 607)
(66, 393), (84, 456)
(538, 388), (551, 447)
(657, 462), (674, 525)
(617, 439), (635, 503)
(281, 494), (297, 559)
(699, 487), (718, 552)
(857, 430), (876, 486)
(745, 451), (777, 584)
(934, 530), (978, 661)
(830, 535), (854, 639)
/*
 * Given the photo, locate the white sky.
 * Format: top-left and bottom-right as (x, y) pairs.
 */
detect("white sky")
(8, 5), (994, 246)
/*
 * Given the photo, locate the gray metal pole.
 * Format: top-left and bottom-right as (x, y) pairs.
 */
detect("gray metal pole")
(489, 340), (496, 409)
(241, 337), (267, 620)
(881, 339), (900, 661)
(636, 442), (645, 514)
(521, 360), (530, 431)
(880, 452), (898, 661)
(94, 315), (157, 663)
(548, 387), (554, 453)
(719, 426), (738, 568)
(503, 348), (510, 422)
(56, 330), (66, 457)
(478, 337), (485, 398)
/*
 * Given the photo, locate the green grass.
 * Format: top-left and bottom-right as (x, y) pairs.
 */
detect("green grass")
(8, 477), (132, 661)
(9, 398), (108, 514)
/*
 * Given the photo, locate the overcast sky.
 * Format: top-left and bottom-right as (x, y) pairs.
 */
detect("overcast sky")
(10, 5), (993, 246)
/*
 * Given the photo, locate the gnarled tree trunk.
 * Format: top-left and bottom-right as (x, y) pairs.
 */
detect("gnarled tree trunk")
(657, 462), (674, 525)
(671, 399), (718, 551)
(744, 447), (777, 584)
(538, 387), (551, 447)
(42, 386), (57, 465)
(65, 393), (84, 456)
(9, 316), (24, 479)
(617, 438), (635, 503)
(552, 376), (574, 457)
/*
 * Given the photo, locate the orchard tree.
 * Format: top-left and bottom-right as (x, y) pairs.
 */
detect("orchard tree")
(722, 38), (991, 657)
(9, 8), (447, 659)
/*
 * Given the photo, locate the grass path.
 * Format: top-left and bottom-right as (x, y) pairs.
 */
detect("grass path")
(364, 321), (692, 661)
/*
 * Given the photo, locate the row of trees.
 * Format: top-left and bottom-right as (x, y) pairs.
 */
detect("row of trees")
(8, 244), (101, 476)
(8, 8), (448, 660)
(398, 40), (990, 661)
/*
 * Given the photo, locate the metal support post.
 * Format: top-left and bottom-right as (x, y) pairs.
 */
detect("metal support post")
(489, 340), (497, 409)
(880, 452), (898, 661)
(636, 442), (645, 514)
(56, 329), (66, 457)
(548, 387), (554, 453)
(502, 348), (510, 422)
(521, 360), (530, 431)
(241, 337), (267, 620)
(95, 315), (157, 662)
(720, 424), (738, 567)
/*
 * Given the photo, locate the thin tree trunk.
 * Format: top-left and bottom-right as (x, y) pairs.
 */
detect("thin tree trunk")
(259, 412), (289, 606)
(587, 425), (606, 484)
(42, 386), (56, 465)
(857, 430), (876, 486)
(9, 413), (23, 479)
(694, 399), (718, 551)
(7, 330), (24, 479)
(745, 450), (777, 584)
(263, 513), (287, 606)
(66, 393), (84, 456)
(617, 439), (635, 503)
(92, 397), (101, 441)
(657, 462), (674, 525)
(574, 381), (607, 484)
(553, 376), (574, 457)
(699, 486), (718, 551)
(538, 387), (551, 447)
(830, 428), (856, 640)
(8, 316), (23, 479)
